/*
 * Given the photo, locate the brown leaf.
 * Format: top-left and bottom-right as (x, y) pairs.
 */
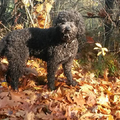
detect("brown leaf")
(104, 68), (109, 81)
(66, 93), (74, 104)
(24, 111), (35, 120)
(115, 110), (120, 119)
(36, 112), (53, 120)
(0, 91), (25, 108)
(86, 92), (96, 107)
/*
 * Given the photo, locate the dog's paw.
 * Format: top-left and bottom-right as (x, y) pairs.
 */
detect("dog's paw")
(67, 80), (78, 87)
(71, 80), (78, 86)
(48, 84), (56, 91)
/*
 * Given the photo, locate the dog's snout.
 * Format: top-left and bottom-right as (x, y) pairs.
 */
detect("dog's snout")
(65, 26), (71, 31)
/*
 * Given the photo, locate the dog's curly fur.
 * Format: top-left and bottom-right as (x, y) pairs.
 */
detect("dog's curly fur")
(54, 10), (85, 41)
(0, 10), (85, 90)
(0, 22), (78, 90)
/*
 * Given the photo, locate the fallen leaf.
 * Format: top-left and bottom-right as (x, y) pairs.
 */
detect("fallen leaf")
(115, 110), (120, 119)
(97, 92), (110, 108)
(86, 92), (96, 107)
(73, 94), (85, 106)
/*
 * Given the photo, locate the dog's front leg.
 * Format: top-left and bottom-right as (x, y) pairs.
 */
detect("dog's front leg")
(62, 58), (77, 86)
(47, 61), (58, 90)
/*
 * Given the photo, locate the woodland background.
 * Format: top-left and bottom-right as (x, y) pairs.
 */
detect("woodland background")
(0, 0), (120, 120)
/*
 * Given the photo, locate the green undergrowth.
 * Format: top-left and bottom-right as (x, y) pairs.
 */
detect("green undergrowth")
(77, 52), (120, 78)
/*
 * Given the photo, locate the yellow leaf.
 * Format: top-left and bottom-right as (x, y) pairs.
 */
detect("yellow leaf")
(80, 84), (93, 93)
(95, 43), (102, 48)
(1, 81), (8, 87)
(14, 24), (23, 30)
(102, 49), (106, 56)
(22, 0), (30, 7)
(102, 47), (108, 56)
(33, 86), (42, 90)
(97, 51), (102, 56)
(103, 47), (108, 52)
(113, 95), (120, 103)
(45, 3), (53, 13)
(36, 4), (44, 12)
(94, 47), (100, 50)
(97, 92), (110, 108)
(107, 115), (114, 120)
(1, 58), (8, 64)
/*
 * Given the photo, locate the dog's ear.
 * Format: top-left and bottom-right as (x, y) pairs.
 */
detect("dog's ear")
(55, 25), (61, 32)
(54, 25), (63, 41)
(54, 11), (68, 26)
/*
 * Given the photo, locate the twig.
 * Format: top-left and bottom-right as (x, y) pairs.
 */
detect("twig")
(0, 22), (11, 32)
(25, 6), (35, 27)
(0, 36), (3, 39)
(44, 12), (49, 28)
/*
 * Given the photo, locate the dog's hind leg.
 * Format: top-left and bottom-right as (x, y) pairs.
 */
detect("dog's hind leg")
(6, 49), (29, 90)
(6, 58), (26, 90)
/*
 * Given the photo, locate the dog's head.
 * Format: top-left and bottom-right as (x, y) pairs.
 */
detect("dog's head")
(54, 10), (86, 45)
(56, 22), (78, 43)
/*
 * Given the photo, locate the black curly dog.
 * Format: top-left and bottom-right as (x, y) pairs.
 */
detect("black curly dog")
(0, 10), (85, 90)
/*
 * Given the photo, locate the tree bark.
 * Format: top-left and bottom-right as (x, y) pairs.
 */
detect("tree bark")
(0, 0), (7, 20)
(104, 0), (115, 48)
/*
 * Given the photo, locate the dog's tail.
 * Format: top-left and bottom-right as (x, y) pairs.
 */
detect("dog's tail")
(0, 36), (7, 56)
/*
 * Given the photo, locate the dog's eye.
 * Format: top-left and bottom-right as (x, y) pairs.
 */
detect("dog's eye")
(62, 22), (65, 24)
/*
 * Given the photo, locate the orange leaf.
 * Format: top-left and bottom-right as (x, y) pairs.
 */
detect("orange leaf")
(103, 68), (109, 81)
(55, 80), (65, 88)
(56, 87), (62, 97)
(86, 36), (94, 43)
(87, 12), (94, 17)
(86, 92), (96, 107)
(73, 94), (85, 106)
(115, 111), (120, 119)
(66, 93), (73, 104)
(98, 105), (111, 114)
(14, 24), (23, 30)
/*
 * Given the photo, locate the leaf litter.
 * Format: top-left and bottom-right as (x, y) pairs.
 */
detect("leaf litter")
(0, 58), (120, 119)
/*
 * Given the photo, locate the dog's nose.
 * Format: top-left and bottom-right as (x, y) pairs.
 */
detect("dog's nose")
(65, 26), (71, 31)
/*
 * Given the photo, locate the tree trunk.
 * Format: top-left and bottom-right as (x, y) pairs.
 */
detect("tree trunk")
(104, 0), (115, 48)
(0, 0), (7, 20)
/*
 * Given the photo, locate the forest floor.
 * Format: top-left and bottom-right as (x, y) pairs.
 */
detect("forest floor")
(0, 58), (120, 120)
